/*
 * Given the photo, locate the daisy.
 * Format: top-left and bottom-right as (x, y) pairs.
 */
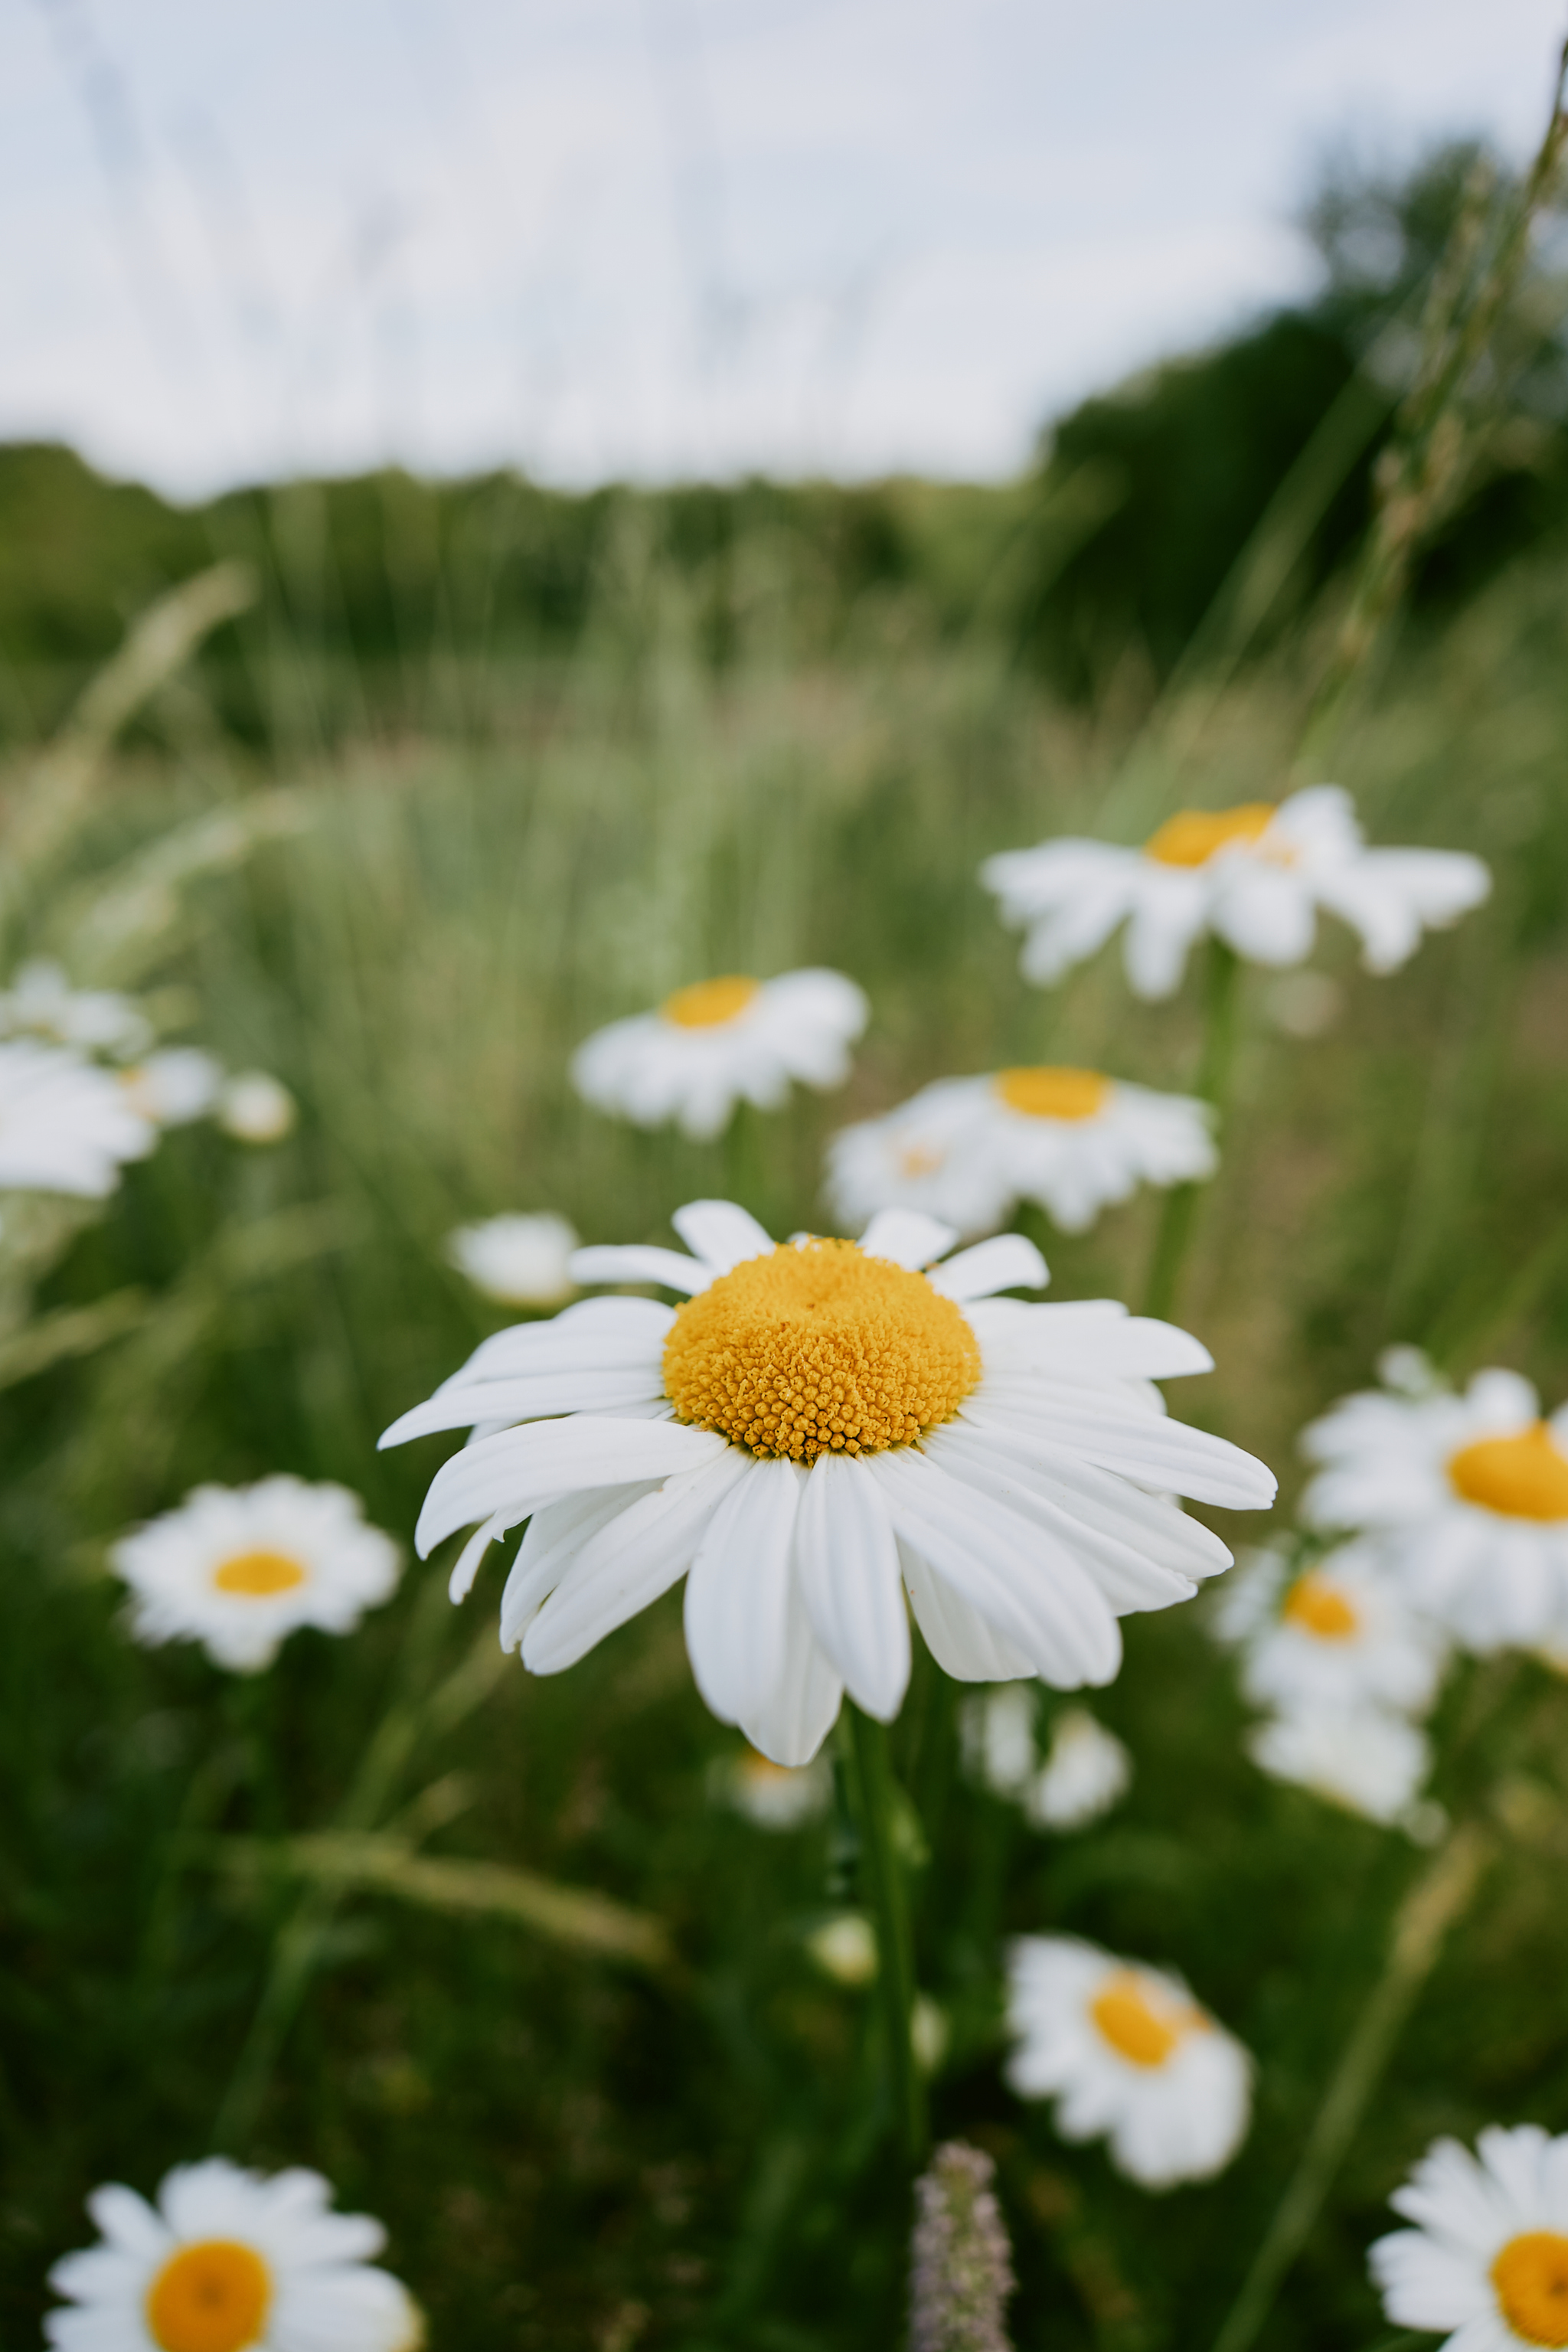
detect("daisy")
(981, 786), (1490, 1002)
(109, 1477), (402, 1672)
(1302, 1361), (1568, 1651)
(1214, 1542), (1447, 1717)
(570, 969), (868, 1141)
(446, 1213), (580, 1308)
(0, 958), (152, 1059)
(1249, 1704), (1431, 1826)
(1025, 1707), (1132, 1831)
(217, 1070), (297, 1143)
(1004, 1934), (1252, 2187)
(46, 2154), (422, 2352)
(118, 1047), (224, 1128)
(380, 1199), (1275, 1765)
(1370, 2123), (1568, 2351)
(0, 1040), (158, 1198)
(825, 1068), (1216, 1240)
(710, 1742), (831, 1829)
(961, 1684), (1040, 1799)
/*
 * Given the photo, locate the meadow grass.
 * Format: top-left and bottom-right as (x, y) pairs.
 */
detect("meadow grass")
(4, 500), (1568, 2352)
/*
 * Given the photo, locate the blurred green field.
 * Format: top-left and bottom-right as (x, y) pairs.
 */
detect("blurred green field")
(8, 184), (1568, 2344)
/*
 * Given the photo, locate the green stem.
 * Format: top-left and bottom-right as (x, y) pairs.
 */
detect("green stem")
(1210, 1824), (1491, 2352)
(844, 1704), (927, 2168)
(1142, 939), (1241, 1321)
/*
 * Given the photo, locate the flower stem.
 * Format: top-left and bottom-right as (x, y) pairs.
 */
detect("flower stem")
(845, 1704), (928, 2169)
(1142, 939), (1241, 1321)
(1209, 1823), (1491, 2352)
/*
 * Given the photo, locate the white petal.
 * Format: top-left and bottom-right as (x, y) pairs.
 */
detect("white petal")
(968, 1298), (1214, 1379)
(858, 1207), (959, 1269)
(569, 1243), (708, 1292)
(449, 1512), (507, 1602)
(901, 1546), (1034, 1678)
(671, 1199), (775, 1272)
(870, 1449), (1122, 1685)
(498, 1484), (660, 1648)
(384, 1367), (666, 1445)
(414, 1417), (727, 1555)
(969, 1378), (1276, 1509)
(522, 1449), (750, 1671)
(684, 1457), (806, 1723)
(795, 1452), (910, 1720)
(928, 1234), (1048, 1301)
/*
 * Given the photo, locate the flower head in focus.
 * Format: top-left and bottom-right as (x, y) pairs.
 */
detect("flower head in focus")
(982, 786), (1489, 1002)
(827, 1068), (1215, 1240)
(45, 2154), (423, 2352)
(0, 1040), (158, 1198)
(571, 969), (868, 1140)
(1214, 1542), (1448, 1718)
(1248, 1704), (1432, 1827)
(1004, 1934), (1252, 2187)
(1370, 2124), (1568, 2350)
(1302, 1357), (1568, 1652)
(381, 1199), (1274, 1763)
(447, 1214), (580, 1308)
(109, 1477), (402, 1672)
(0, 959), (153, 1059)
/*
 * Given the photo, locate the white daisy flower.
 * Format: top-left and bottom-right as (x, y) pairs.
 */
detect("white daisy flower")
(45, 2154), (422, 2352)
(1004, 1933), (1252, 2187)
(0, 1040), (158, 1198)
(710, 1742), (831, 1830)
(1370, 2123), (1568, 2351)
(1024, 1707), (1132, 1831)
(982, 786), (1490, 1002)
(217, 1070), (297, 1143)
(0, 959), (153, 1059)
(109, 1477), (402, 1672)
(380, 1199), (1275, 1765)
(1215, 1543), (1448, 1718)
(807, 1912), (879, 1984)
(119, 1047), (224, 1128)
(1302, 1363), (1568, 1652)
(1249, 1704), (1431, 1825)
(446, 1213), (580, 1308)
(961, 1683), (1040, 1798)
(571, 969), (868, 1142)
(826, 1067), (1216, 1240)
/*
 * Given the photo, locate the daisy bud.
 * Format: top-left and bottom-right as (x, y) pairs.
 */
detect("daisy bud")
(909, 2141), (1016, 2352)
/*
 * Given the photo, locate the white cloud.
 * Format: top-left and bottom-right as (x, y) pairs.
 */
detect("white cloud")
(0, 0), (1560, 493)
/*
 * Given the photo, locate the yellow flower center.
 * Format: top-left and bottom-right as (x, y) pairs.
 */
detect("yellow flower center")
(662, 1238), (980, 1465)
(995, 1067), (1109, 1122)
(740, 1747), (795, 1785)
(1089, 1971), (1197, 2068)
(1491, 2231), (1568, 2347)
(145, 2241), (272, 2352)
(1448, 1423), (1568, 1521)
(212, 1550), (309, 1597)
(662, 975), (760, 1028)
(1281, 1572), (1361, 1641)
(1143, 802), (1276, 867)
(897, 1142), (946, 1179)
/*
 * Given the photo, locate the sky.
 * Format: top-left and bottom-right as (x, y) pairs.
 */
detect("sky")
(2, 0), (1564, 498)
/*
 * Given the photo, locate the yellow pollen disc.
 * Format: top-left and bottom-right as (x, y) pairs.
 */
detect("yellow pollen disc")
(662, 1238), (981, 1465)
(1281, 1572), (1361, 1641)
(212, 1549), (309, 1597)
(1448, 1423), (1568, 1522)
(145, 2240), (273, 2352)
(1491, 2231), (1568, 2347)
(740, 1748), (794, 1783)
(995, 1066), (1109, 1122)
(1089, 1971), (1197, 2069)
(662, 975), (760, 1028)
(1143, 802), (1276, 867)
(897, 1142), (946, 1179)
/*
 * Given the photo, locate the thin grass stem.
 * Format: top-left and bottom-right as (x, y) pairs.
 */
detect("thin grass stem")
(845, 1704), (928, 2170)
(1209, 1823), (1491, 2352)
(1142, 940), (1241, 1321)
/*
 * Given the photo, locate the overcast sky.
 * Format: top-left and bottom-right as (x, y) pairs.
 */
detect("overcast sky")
(2, 0), (1563, 497)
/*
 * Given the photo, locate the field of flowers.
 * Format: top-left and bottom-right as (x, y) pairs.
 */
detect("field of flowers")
(6, 108), (1568, 2352)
